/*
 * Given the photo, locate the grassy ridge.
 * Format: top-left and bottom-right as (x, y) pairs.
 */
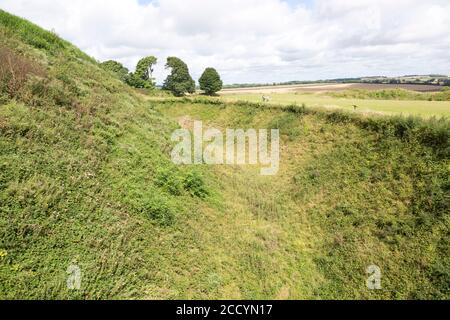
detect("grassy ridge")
(0, 9), (94, 62)
(0, 9), (449, 299)
(156, 97), (450, 158)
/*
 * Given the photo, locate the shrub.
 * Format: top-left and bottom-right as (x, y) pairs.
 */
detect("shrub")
(142, 196), (175, 226)
(20, 77), (78, 108)
(0, 46), (44, 98)
(125, 73), (152, 89)
(284, 103), (308, 114)
(183, 171), (209, 198)
(154, 168), (183, 196)
(100, 60), (129, 82)
(325, 110), (355, 124)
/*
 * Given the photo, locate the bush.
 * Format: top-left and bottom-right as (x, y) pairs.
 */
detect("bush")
(125, 73), (153, 89)
(183, 171), (209, 198)
(100, 60), (129, 82)
(154, 168), (183, 196)
(19, 77), (78, 108)
(142, 196), (175, 226)
(0, 46), (44, 98)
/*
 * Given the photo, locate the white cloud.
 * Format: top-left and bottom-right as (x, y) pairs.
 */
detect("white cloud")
(1, 0), (449, 84)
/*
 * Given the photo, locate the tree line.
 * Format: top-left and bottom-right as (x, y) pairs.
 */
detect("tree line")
(100, 56), (223, 96)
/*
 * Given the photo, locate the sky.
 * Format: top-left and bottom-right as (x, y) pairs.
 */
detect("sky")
(1, 0), (449, 84)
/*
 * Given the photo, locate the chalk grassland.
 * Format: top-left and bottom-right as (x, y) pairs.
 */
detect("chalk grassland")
(155, 100), (449, 299)
(0, 10), (449, 299)
(220, 92), (450, 118)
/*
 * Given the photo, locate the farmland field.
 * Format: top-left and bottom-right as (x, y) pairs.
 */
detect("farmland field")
(221, 83), (445, 94)
(221, 92), (450, 118)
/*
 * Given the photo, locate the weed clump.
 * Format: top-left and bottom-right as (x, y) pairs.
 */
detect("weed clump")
(154, 168), (183, 196)
(183, 171), (209, 199)
(20, 77), (79, 108)
(142, 196), (175, 227)
(0, 46), (45, 99)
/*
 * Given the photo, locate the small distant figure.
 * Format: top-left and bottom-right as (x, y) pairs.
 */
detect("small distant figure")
(353, 105), (358, 111)
(262, 95), (271, 103)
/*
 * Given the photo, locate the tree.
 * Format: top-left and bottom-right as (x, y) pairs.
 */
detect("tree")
(101, 56), (158, 89)
(135, 56), (157, 83)
(162, 57), (195, 96)
(100, 60), (129, 82)
(126, 56), (157, 89)
(199, 67), (223, 95)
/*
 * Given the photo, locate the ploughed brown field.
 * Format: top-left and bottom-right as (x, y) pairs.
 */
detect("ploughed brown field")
(221, 83), (443, 94)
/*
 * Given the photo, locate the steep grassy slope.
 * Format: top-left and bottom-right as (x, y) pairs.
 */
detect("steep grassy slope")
(0, 10), (221, 299)
(0, 10), (449, 299)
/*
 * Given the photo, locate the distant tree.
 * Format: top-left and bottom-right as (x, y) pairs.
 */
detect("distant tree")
(163, 57), (195, 96)
(101, 56), (159, 89)
(199, 67), (223, 95)
(100, 60), (129, 82)
(126, 56), (157, 89)
(135, 56), (157, 83)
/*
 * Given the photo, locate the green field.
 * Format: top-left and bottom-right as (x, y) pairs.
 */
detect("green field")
(0, 10), (449, 300)
(221, 93), (450, 118)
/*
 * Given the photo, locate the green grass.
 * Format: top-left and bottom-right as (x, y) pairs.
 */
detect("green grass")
(328, 88), (450, 101)
(0, 9), (449, 300)
(0, 9), (94, 63)
(221, 93), (450, 118)
(155, 100), (449, 299)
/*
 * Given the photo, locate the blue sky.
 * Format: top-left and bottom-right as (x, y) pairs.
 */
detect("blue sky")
(2, 0), (449, 84)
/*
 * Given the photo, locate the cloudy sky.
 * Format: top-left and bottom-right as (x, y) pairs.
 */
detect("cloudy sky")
(1, 0), (449, 84)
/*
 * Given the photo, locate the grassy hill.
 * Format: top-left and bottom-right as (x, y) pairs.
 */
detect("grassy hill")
(0, 10), (449, 299)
